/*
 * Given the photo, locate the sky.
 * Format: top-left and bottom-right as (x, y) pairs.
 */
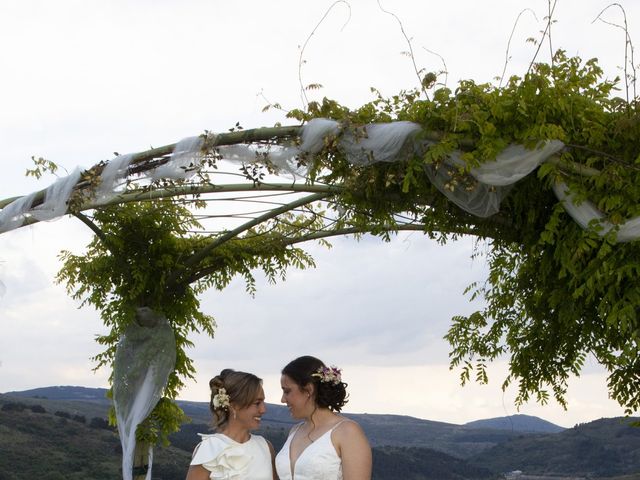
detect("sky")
(0, 0), (638, 428)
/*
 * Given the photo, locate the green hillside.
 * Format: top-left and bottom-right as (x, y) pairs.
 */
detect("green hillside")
(464, 414), (564, 433)
(471, 417), (640, 477)
(2, 387), (639, 479)
(0, 397), (494, 480)
(4, 386), (561, 459)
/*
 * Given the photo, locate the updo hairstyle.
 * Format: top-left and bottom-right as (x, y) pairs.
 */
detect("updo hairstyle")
(209, 369), (263, 430)
(281, 355), (348, 412)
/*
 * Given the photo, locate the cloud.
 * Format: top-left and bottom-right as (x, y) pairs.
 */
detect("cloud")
(189, 233), (486, 369)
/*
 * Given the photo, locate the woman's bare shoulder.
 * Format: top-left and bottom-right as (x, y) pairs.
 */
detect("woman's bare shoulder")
(334, 418), (367, 439)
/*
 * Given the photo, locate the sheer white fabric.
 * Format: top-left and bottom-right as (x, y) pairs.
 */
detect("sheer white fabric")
(300, 118), (341, 153)
(150, 136), (204, 181)
(424, 161), (513, 218)
(113, 308), (176, 480)
(423, 140), (564, 218)
(217, 143), (305, 175)
(216, 118), (342, 175)
(0, 168), (82, 232)
(553, 182), (640, 242)
(0, 192), (37, 233)
(30, 168), (82, 222)
(95, 153), (135, 204)
(217, 119), (419, 175)
(0, 119), (637, 242)
(340, 121), (421, 165)
(467, 141), (564, 186)
(462, 140), (564, 187)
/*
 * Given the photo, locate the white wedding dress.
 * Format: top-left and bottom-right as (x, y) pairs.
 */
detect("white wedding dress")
(190, 433), (272, 480)
(275, 421), (347, 480)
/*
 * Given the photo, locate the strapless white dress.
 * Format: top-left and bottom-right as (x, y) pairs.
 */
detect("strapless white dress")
(275, 421), (347, 480)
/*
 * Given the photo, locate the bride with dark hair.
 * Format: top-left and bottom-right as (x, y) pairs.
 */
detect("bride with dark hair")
(276, 355), (372, 480)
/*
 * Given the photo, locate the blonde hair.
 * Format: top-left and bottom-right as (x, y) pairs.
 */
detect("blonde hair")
(209, 369), (263, 430)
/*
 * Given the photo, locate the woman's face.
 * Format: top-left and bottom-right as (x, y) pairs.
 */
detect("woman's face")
(232, 386), (267, 431)
(280, 374), (313, 419)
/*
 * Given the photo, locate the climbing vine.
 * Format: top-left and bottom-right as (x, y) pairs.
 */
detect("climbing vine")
(4, 31), (640, 450)
(282, 49), (640, 414)
(55, 196), (329, 443)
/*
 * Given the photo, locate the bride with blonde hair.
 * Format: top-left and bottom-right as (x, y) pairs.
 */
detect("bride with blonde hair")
(186, 369), (276, 480)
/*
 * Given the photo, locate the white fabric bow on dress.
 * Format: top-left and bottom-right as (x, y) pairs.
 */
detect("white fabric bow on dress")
(192, 435), (251, 480)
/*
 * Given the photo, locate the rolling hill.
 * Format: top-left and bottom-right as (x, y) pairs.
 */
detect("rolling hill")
(2, 386), (639, 479)
(4, 385), (562, 459)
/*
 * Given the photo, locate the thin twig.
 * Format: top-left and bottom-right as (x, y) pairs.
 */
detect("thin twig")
(592, 3), (637, 105)
(298, 1), (351, 109)
(499, 8), (538, 87)
(547, 0), (557, 66)
(563, 142), (640, 172)
(376, 0), (427, 98)
(422, 47), (449, 89)
(527, 0), (558, 75)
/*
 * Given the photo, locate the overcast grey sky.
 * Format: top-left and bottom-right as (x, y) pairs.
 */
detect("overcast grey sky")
(0, 0), (637, 427)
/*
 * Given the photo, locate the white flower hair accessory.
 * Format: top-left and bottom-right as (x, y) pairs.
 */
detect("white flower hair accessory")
(212, 387), (231, 410)
(311, 365), (342, 385)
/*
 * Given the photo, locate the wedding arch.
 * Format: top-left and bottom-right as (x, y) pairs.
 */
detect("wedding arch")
(1, 50), (639, 478)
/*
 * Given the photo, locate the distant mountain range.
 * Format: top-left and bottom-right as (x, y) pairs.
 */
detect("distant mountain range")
(5, 385), (566, 432)
(464, 414), (565, 433)
(1, 386), (639, 480)
(3, 385), (564, 458)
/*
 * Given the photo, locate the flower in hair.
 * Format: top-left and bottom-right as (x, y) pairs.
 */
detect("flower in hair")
(212, 388), (231, 410)
(312, 365), (342, 385)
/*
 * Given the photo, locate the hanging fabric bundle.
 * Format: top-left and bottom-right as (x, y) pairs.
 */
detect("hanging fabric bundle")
(112, 307), (176, 480)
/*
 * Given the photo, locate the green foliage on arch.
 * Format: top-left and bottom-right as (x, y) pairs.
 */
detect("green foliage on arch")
(286, 50), (640, 415)
(48, 49), (640, 446)
(56, 199), (320, 444)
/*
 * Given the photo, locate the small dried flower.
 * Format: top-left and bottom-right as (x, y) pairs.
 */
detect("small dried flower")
(312, 365), (342, 385)
(213, 388), (230, 410)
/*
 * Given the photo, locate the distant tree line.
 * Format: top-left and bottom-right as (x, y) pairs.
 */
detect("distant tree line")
(1, 400), (113, 430)
(1, 402), (46, 414)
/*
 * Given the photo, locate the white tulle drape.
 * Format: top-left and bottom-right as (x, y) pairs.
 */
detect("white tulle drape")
(113, 307), (176, 480)
(1, 118), (637, 241)
(216, 118), (420, 171)
(0, 168), (81, 233)
(149, 136), (204, 181)
(0, 192), (38, 233)
(423, 140), (565, 218)
(553, 182), (640, 242)
(95, 153), (135, 203)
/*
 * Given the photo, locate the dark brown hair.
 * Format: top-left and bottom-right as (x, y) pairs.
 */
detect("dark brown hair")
(281, 355), (348, 412)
